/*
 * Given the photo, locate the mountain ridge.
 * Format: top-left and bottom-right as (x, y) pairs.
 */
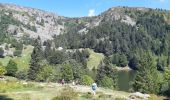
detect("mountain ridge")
(0, 3), (170, 41)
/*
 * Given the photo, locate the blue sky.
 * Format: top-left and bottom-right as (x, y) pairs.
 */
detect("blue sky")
(0, 0), (170, 17)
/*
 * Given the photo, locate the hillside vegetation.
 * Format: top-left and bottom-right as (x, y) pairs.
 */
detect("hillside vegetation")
(0, 4), (170, 99)
(0, 45), (33, 70)
(0, 77), (166, 100)
(87, 49), (104, 70)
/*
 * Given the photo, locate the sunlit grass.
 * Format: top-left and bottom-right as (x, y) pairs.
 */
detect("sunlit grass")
(0, 45), (33, 70)
(0, 81), (39, 93)
(87, 49), (104, 70)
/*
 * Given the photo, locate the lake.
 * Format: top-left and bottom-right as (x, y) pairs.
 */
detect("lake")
(117, 70), (136, 91)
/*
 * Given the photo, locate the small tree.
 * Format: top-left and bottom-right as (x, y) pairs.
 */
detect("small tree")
(96, 62), (118, 89)
(133, 51), (160, 94)
(48, 50), (66, 64)
(36, 64), (54, 82)
(6, 60), (18, 76)
(28, 38), (43, 80)
(119, 54), (128, 67)
(80, 75), (94, 85)
(63, 59), (84, 80)
(100, 76), (114, 88)
(61, 64), (73, 83)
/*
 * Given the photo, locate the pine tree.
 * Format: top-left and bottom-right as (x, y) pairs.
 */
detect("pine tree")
(6, 59), (18, 76)
(96, 62), (118, 89)
(44, 40), (52, 58)
(133, 51), (160, 94)
(28, 38), (43, 80)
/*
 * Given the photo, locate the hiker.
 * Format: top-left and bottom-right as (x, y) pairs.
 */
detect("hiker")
(92, 82), (97, 95)
(61, 79), (65, 86)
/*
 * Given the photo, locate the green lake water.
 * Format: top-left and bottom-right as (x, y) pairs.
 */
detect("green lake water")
(118, 70), (136, 91)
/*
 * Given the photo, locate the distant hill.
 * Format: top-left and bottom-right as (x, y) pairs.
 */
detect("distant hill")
(0, 3), (170, 70)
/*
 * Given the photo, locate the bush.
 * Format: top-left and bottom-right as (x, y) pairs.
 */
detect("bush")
(100, 76), (114, 88)
(36, 64), (54, 82)
(81, 92), (93, 99)
(48, 51), (66, 64)
(6, 60), (18, 76)
(0, 66), (6, 76)
(13, 50), (22, 57)
(10, 42), (23, 50)
(61, 64), (74, 83)
(110, 53), (128, 67)
(15, 70), (28, 80)
(80, 75), (94, 86)
(52, 87), (78, 100)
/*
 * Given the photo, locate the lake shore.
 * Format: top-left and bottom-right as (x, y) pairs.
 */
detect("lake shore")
(116, 66), (132, 71)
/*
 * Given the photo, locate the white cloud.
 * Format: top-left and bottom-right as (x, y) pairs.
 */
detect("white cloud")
(160, 0), (165, 2)
(88, 9), (95, 17)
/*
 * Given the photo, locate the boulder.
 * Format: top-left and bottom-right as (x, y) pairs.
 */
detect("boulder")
(129, 92), (150, 100)
(7, 25), (19, 35)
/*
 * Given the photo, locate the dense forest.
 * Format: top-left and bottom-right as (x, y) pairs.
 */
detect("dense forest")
(0, 7), (170, 97)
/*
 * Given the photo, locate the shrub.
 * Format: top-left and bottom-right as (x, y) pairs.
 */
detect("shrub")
(97, 92), (113, 99)
(81, 92), (93, 99)
(36, 64), (54, 82)
(61, 64), (74, 83)
(80, 75), (94, 86)
(52, 87), (78, 100)
(6, 60), (18, 76)
(13, 50), (22, 57)
(100, 76), (114, 88)
(15, 70), (28, 80)
(0, 66), (6, 76)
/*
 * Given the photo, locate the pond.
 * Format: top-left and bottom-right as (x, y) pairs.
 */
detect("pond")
(117, 70), (136, 91)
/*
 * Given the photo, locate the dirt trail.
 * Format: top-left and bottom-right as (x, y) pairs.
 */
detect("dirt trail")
(41, 83), (130, 98)
(2, 82), (130, 100)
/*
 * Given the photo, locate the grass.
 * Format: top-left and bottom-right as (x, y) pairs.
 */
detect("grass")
(87, 49), (104, 70)
(0, 47), (103, 71)
(0, 45), (33, 70)
(0, 80), (167, 100)
(149, 94), (167, 100)
(0, 81), (40, 93)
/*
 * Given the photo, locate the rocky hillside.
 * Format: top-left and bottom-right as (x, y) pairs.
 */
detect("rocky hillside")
(0, 3), (105, 41)
(2, 4), (170, 42)
(0, 3), (67, 41)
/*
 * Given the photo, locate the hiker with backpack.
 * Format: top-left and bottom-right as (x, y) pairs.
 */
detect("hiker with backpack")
(92, 82), (97, 95)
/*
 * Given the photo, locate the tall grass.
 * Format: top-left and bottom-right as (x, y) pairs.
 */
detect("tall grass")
(0, 81), (38, 93)
(52, 86), (78, 100)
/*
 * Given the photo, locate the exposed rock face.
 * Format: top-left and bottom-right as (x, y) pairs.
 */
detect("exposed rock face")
(7, 25), (19, 35)
(0, 3), (65, 41)
(0, 4), (150, 41)
(121, 15), (136, 26)
(0, 43), (13, 57)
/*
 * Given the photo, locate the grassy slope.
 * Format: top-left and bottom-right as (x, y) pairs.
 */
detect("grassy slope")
(0, 45), (33, 70)
(0, 81), (166, 100)
(0, 47), (103, 70)
(87, 49), (104, 70)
